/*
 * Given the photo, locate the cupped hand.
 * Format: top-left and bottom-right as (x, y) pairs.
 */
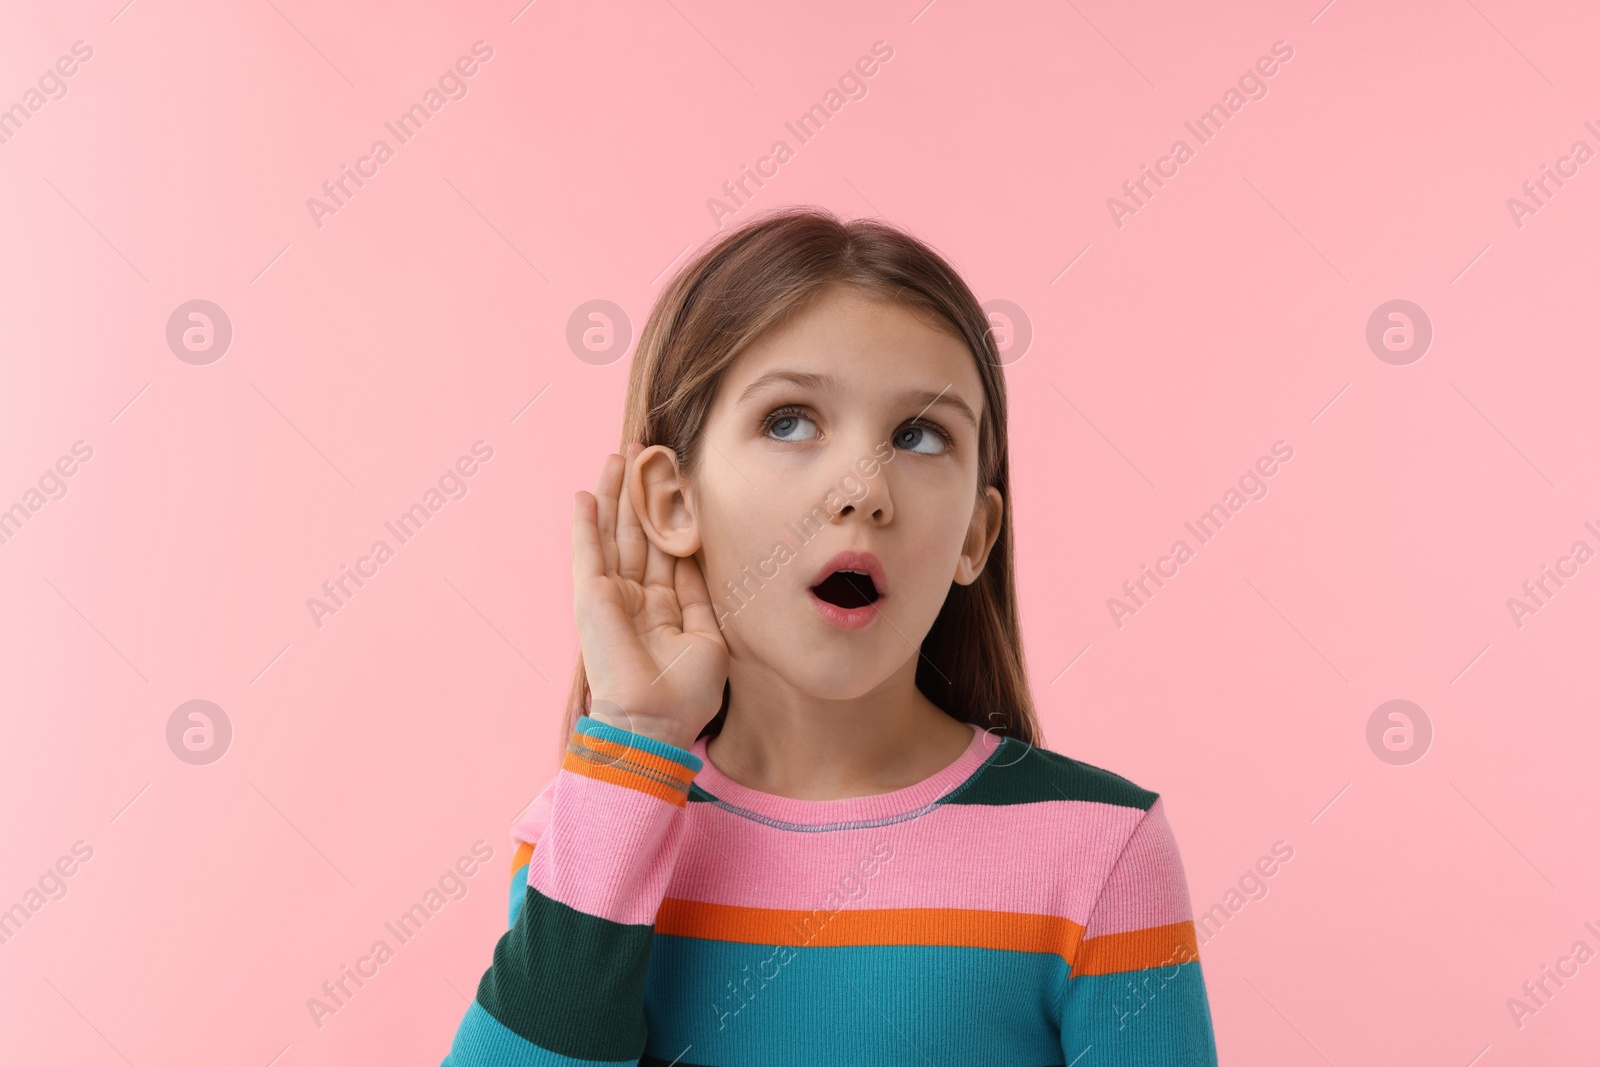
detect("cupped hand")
(571, 443), (730, 751)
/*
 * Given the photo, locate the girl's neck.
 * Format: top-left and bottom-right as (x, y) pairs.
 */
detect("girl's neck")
(703, 678), (975, 802)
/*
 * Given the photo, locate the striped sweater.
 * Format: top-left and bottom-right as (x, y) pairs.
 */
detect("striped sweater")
(441, 715), (1219, 1066)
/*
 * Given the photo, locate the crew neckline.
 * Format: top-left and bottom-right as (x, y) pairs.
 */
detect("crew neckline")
(688, 721), (995, 829)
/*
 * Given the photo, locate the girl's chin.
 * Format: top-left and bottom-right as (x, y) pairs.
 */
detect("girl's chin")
(731, 645), (893, 703)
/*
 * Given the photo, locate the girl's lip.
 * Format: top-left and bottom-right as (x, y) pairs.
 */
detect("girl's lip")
(808, 587), (882, 631)
(808, 550), (888, 597)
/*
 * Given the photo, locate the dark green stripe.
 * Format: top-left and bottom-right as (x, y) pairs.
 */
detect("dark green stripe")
(642, 1060), (1068, 1067)
(938, 738), (1158, 811)
(474, 885), (654, 1060)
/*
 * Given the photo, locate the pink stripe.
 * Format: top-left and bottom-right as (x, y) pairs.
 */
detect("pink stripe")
(1080, 798), (1196, 936)
(509, 755), (1195, 936)
(667, 796), (1150, 925)
(525, 769), (689, 925)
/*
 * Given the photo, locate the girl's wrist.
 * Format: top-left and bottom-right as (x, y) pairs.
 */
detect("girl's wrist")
(587, 707), (697, 754)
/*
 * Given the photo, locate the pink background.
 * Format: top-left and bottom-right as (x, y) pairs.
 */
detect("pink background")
(3, 0), (1598, 1063)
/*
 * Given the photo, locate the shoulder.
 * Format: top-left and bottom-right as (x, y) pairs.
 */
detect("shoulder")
(943, 734), (1161, 815)
(944, 737), (1194, 917)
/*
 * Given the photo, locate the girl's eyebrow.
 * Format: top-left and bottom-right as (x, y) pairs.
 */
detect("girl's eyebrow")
(736, 369), (978, 430)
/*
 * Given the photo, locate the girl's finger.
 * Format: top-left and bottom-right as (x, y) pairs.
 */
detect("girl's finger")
(637, 450), (676, 596)
(592, 452), (623, 577)
(674, 552), (724, 642)
(571, 490), (605, 586)
(615, 443), (648, 584)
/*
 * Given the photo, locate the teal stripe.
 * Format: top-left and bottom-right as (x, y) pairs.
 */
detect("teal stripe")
(642, 935), (1067, 1066)
(574, 715), (703, 774)
(1059, 960), (1219, 1066)
(441, 998), (638, 1067)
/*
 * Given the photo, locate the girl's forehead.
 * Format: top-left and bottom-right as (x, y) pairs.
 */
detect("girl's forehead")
(760, 288), (959, 348)
(725, 307), (975, 389)
(708, 355), (985, 442)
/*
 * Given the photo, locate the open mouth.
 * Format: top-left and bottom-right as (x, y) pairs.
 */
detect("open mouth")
(810, 569), (881, 609)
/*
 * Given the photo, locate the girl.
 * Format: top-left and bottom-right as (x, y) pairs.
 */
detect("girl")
(442, 207), (1218, 1065)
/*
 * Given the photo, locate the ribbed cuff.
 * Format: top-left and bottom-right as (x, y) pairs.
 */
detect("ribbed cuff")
(565, 715), (703, 806)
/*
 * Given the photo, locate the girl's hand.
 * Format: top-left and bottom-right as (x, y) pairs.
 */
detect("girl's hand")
(571, 443), (730, 751)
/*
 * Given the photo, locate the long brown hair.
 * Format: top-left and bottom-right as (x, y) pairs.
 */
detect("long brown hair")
(560, 205), (1041, 751)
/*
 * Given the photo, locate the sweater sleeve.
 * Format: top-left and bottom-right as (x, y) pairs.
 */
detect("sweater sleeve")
(440, 715), (703, 1066)
(1057, 796), (1219, 1066)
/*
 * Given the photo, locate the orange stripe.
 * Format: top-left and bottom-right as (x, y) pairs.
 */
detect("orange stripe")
(508, 840), (534, 884)
(1074, 920), (1200, 976)
(656, 899), (1087, 961)
(569, 731), (697, 786)
(562, 750), (692, 806)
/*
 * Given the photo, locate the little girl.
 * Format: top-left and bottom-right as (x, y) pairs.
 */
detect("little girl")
(441, 207), (1219, 1065)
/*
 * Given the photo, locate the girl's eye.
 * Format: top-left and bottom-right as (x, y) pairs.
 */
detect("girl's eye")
(894, 422), (953, 455)
(762, 406), (819, 442)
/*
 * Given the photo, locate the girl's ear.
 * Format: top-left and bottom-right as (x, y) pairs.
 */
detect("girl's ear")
(629, 444), (701, 558)
(952, 486), (1004, 586)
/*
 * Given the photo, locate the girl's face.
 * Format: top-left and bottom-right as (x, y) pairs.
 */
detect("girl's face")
(643, 284), (1003, 703)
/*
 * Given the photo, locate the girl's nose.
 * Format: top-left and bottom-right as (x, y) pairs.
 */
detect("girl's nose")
(835, 467), (892, 525)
